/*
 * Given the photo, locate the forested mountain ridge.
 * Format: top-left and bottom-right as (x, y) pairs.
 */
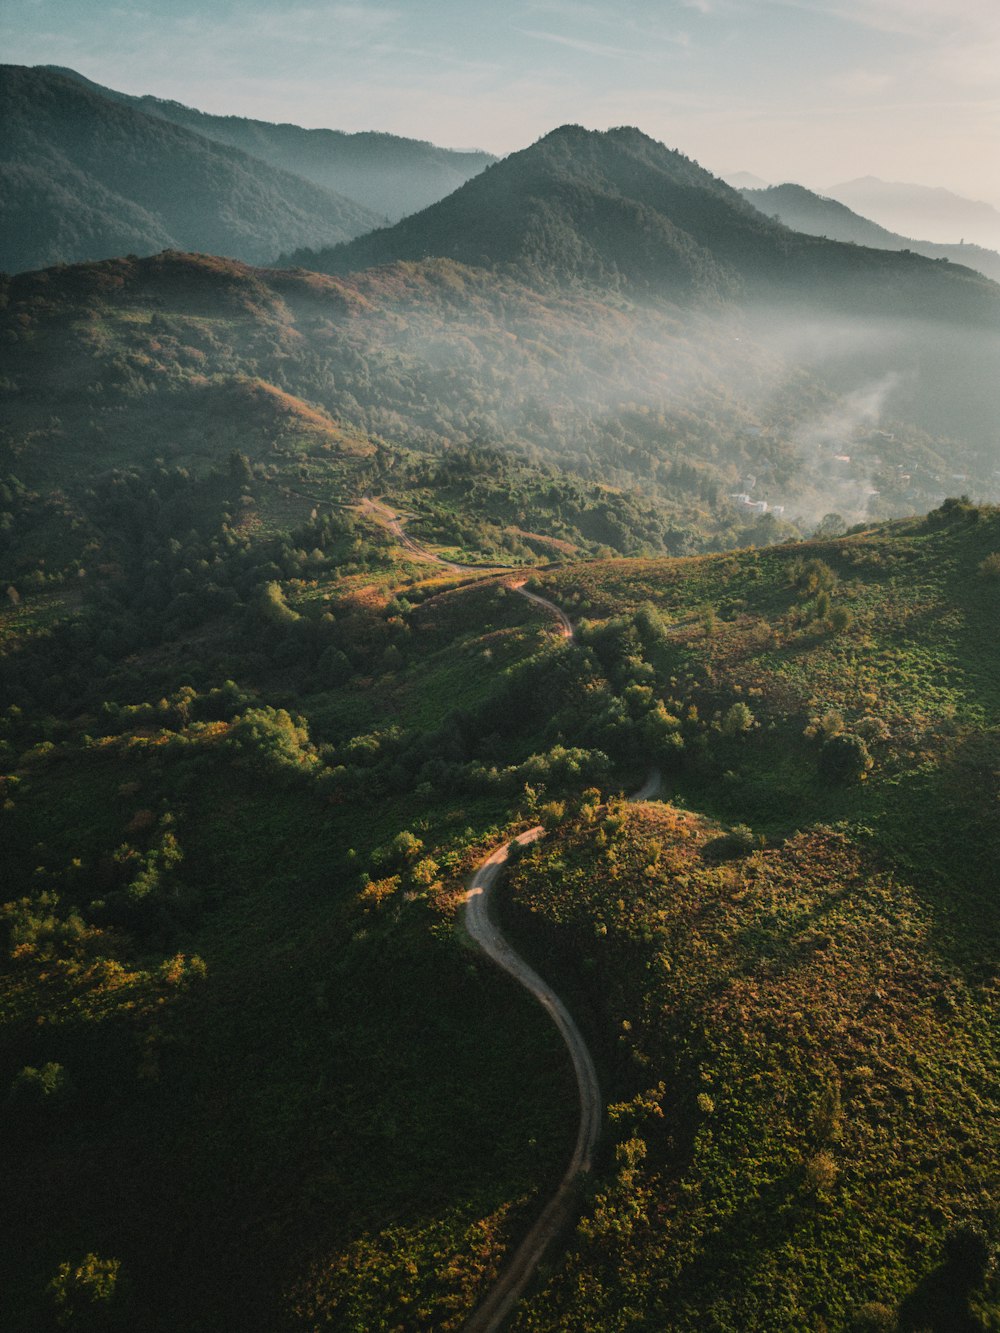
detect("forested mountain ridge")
(285, 124), (1000, 326)
(742, 182), (1000, 284)
(42, 65), (497, 223)
(0, 66), (381, 273)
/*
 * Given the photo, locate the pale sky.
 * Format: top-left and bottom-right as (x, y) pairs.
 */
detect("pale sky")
(5, 0), (999, 206)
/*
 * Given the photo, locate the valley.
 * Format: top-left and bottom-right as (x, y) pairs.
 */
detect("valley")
(0, 80), (997, 1332)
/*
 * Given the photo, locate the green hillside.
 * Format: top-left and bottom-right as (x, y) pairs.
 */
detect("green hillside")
(286, 125), (1000, 327)
(1, 113), (999, 1332)
(0, 66), (381, 273)
(2, 466), (997, 1326)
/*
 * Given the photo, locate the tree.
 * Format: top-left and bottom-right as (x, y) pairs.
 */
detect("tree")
(790, 557), (838, 596)
(815, 512), (847, 538)
(227, 449), (253, 485)
(819, 732), (873, 783)
(720, 701), (755, 737)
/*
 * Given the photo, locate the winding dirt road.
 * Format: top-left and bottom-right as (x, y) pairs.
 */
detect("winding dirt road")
(358, 498), (659, 1329)
(509, 580), (574, 639)
(462, 823), (600, 1333)
(462, 585), (659, 1331)
(358, 497), (507, 574)
(462, 759), (659, 1333)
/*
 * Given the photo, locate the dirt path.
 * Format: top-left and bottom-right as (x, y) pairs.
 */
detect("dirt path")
(509, 579), (574, 639)
(462, 822), (599, 1332)
(355, 499), (659, 1329)
(357, 496), (510, 574)
(462, 760), (658, 1333)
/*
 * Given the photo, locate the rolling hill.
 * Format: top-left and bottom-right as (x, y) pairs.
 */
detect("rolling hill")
(1, 455), (997, 1326)
(0, 65), (381, 273)
(2, 228), (999, 543)
(43, 65), (497, 223)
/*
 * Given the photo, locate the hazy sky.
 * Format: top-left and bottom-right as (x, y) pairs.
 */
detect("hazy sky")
(5, 0), (999, 204)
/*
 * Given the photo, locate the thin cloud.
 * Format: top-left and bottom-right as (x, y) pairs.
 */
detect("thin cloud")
(761, 0), (1000, 39)
(518, 27), (655, 60)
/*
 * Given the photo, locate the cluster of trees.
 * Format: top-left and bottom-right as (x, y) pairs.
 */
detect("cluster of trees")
(0, 460), (395, 714)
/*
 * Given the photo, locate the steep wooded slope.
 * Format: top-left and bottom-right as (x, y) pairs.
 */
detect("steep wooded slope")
(0, 66), (380, 272)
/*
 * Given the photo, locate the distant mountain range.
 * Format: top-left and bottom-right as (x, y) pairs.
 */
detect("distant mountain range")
(741, 183), (1000, 284)
(285, 125), (1000, 326)
(43, 66), (497, 223)
(0, 65), (384, 273)
(721, 171), (770, 191)
(826, 177), (1000, 251)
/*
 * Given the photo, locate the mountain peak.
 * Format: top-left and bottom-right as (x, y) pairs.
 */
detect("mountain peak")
(281, 124), (1000, 325)
(282, 123), (770, 302)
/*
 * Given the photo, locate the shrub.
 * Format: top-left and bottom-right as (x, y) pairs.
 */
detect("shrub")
(978, 552), (1000, 579)
(10, 1061), (73, 1107)
(851, 1302), (896, 1331)
(790, 557), (838, 596)
(703, 823), (756, 861)
(857, 715), (891, 743)
(539, 800), (567, 831)
(805, 1149), (838, 1194)
(943, 1225), (991, 1284)
(49, 1253), (122, 1327)
(805, 709), (845, 743)
(819, 732), (873, 783)
(720, 702), (755, 737)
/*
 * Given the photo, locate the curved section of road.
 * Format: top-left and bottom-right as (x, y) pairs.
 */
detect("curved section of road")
(509, 579), (574, 639)
(463, 824), (601, 1333)
(358, 496), (512, 574)
(462, 761), (660, 1333)
(354, 499), (660, 1329)
(464, 584), (660, 1332)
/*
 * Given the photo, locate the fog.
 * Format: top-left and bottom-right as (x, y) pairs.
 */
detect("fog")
(341, 271), (1000, 536)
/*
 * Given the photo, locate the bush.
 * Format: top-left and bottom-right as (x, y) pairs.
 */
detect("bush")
(978, 552), (1000, 579)
(720, 702), (755, 737)
(10, 1062), (73, 1107)
(703, 823), (756, 861)
(943, 1224), (991, 1284)
(49, 1253), (122, 1328)
(805, 709), (845, 743)
(819, 732), (873, 783)
(805, 1149), (838, 1194)
(790, 557), (838, 596)
(851, 1302), (896, 1331)
(539, 800), (567, 831)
